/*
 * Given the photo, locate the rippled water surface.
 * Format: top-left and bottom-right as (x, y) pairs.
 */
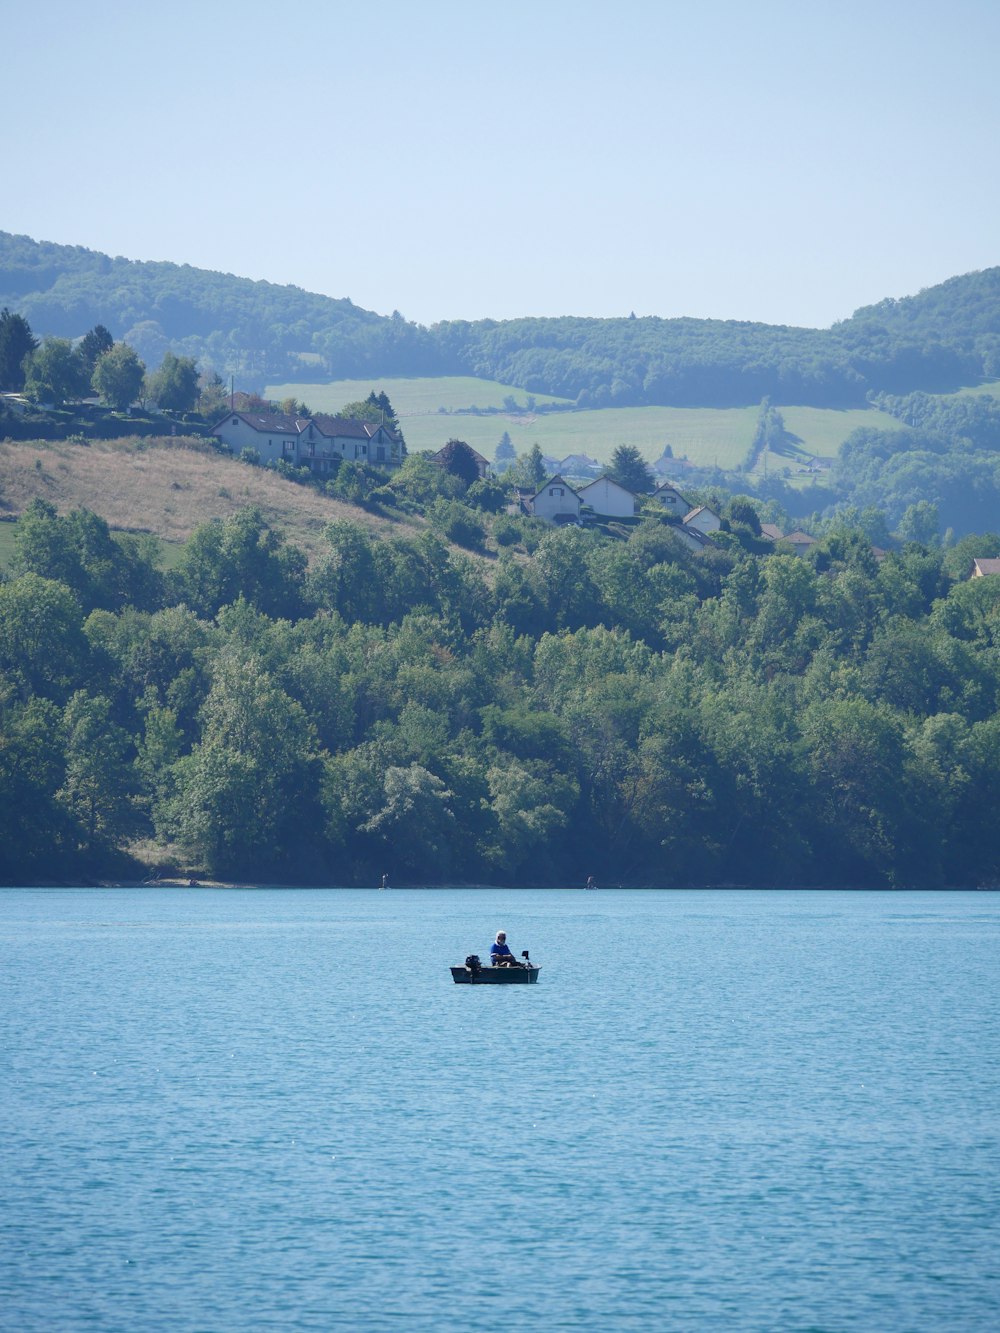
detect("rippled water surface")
(2, 887), (999, 1331)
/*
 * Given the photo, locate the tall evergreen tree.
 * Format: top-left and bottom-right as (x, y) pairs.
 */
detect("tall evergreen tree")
(78, 324), (115, 375)
(605, 444), (653, 493)
(0, 307), (38, 391)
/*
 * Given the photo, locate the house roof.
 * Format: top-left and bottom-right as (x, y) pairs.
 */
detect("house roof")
(214, 410), (305, 435)
(783, 530), (818, 546)
(972, 557), (1000, 576)
(760, 523), (784, 541)
(577, 476), (638, 498)
(213, 410), (402, 443)
(654, 481), (685, 497)
(312, 414), (397, 441)
(683, 505), (718, 523)
(676, 524), (717, 549)
(533, 474), (581, 500)
(560, 453), (600, 470)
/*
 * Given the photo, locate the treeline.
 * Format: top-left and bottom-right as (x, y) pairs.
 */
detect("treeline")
(0, 308), (205, 417)
(4, 495), (1000, 889)
(3, 231), (999, 407)
(832, 392), (1000, 535)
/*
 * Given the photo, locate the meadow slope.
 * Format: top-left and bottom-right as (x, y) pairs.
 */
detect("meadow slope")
(0, 437), (430, 563)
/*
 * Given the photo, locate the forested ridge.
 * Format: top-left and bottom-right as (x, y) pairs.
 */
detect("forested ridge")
(3, 231), (1000, 407)
(4, 485), (1000, 890)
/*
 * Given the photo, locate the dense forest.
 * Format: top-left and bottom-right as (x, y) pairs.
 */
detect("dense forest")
(4, 469), (1000, 890)
(3, 231), (999, 408)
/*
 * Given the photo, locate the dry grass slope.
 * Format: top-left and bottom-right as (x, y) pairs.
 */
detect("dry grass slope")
(0, 436), (432, 562)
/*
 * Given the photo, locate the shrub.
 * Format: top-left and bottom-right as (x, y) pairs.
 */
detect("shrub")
(492, 514), (522, 547)
(430, 499), (486, 550)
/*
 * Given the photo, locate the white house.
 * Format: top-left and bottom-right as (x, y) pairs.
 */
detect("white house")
(577, 476), (638, 518)
(532, 475), (582, 524)
(652, 482), (689, 516)
(673, 523), (717, 553)
(211, 411), (305, 464)
(683, 505), (722, 535)
(301, 415), (403, 471)
(211, 411), (402, 471)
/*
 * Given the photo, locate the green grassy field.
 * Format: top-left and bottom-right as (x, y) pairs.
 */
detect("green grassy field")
(271, 376), (571, 415)
(778, 406), (907, 458)
(268, 375), (909, 469)
(950, 379), (1000, 399)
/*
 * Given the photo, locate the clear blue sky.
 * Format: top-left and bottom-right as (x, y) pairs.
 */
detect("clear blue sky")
(4, 0), (998, 330)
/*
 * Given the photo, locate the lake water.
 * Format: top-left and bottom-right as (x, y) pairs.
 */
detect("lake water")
(1, 887), (998, 1332)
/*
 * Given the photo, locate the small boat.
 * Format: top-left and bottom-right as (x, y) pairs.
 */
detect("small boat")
(451, 953), (540, 984)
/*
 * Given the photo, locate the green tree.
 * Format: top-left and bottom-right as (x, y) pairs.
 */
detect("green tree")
(0, 307), (37, 391)
(429, 499), (486, 550)
(606, 444), (653, 493)
(337, 390), (406, 450)
(306, 520), (380, 622)
(726, 497), (763, 536)
(92, 342), (146, 411)
(511, 443), (547, 490)
(360, 763), (456, 877)
(172, 507), (305, 619)
(13, 500), (162, 613)
(435, 438), (482, 490)
(166, 652), (319, 877)
(58, 691), (138, 854)
(0, 689), (71, 882)
(197, 371), (230, 418)
(0, 573), (89, 701)
(896, 500), (940, 546)
(799, 696), (911, 882)
(22, 337), (87, 405)
(78, 325), (114, 376)
(145, 351), (200, 411)
(495, 431), (516, 467)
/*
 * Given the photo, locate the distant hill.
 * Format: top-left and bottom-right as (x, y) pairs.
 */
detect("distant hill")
(2, 230), (998, 409)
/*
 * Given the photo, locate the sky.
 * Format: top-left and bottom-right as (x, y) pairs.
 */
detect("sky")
(3, 0), (999, 330)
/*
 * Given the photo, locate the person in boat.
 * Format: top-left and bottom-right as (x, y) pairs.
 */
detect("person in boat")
(490, 931), (522, 967)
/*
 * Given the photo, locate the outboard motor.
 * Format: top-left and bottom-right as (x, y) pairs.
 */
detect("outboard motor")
(465, 954), (482, 979)
(521, 950), (530, 964)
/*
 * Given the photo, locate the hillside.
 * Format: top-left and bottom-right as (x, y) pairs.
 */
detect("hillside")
(3, 230), (998, 409)
(0, 437), (429, 562)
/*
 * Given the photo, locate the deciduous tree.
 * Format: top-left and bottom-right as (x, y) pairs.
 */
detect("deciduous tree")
(92, 342), (146, 411)
(145, 351), (199, 411)
(22, 338), (87, 405)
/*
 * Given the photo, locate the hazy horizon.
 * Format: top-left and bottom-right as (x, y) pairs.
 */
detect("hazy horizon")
(4, 0), (998, 330)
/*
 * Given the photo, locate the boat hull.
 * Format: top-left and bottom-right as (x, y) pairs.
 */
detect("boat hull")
(451, 965), (540, 984)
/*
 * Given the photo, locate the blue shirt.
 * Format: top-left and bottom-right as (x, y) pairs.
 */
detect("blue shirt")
(491, 941), (512, 958)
